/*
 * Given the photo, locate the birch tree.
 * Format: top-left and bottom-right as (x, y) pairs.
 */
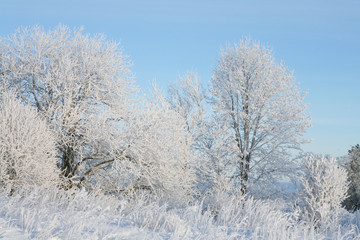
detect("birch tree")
(210, 39), (310, 195)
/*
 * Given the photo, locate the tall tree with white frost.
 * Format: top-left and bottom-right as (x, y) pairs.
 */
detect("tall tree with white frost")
(210, 39), (310, 195)
(0, 25), (136, 187)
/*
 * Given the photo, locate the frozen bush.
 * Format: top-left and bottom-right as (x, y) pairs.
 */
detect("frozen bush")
(0, 92), (59, 193)
(0, 186), (359, 239)
(296, 155), (349, 230)
(104, 96), (196, 205)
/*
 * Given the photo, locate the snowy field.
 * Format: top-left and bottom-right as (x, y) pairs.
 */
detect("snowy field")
(0, 188), (359, 240)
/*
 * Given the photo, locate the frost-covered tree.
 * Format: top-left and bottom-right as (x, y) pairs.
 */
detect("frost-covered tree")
(296, 155), (349, 229)
(85, 93), (196, 204)
(0, 25), (197, 203)
(210, 39), (310, 195)
(167, 73), (213, 194)
(0, 92), (59, 193)
(343, 144), (360, 211)
(0, 25), (136, 187)
(167, 72), (207, 140)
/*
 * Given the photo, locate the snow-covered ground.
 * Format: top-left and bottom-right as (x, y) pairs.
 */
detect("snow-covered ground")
(0, 188), (359, 240)
(0, 217), (30, 240)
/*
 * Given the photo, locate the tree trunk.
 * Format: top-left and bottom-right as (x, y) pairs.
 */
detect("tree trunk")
(240, 154), (250, 195)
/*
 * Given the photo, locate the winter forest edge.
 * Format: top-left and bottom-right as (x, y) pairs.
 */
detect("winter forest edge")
(0, 25), (359, 239)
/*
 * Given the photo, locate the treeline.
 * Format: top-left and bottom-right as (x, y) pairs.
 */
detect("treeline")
(0, 25), (359, 232)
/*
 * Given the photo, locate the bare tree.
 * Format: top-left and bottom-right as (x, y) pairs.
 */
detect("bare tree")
(210, 39), (310, 195)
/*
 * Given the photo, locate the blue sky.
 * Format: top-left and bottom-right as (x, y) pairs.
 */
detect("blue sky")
(0, 0), (359, 157)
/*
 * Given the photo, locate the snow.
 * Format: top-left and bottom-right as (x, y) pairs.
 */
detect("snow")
(0, 188), (359, 240)
(0, 25), (359, 240)
(0, 218), (30, 240)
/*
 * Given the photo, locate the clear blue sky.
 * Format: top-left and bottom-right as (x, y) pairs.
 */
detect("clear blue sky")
(1, 0), (359, 157)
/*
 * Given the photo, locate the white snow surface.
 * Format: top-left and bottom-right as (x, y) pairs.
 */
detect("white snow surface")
(0, 217), (30, 239)
(0, 188), (359, 240)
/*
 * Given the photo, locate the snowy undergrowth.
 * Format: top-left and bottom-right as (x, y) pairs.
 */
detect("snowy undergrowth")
(0, 188), (359, 239)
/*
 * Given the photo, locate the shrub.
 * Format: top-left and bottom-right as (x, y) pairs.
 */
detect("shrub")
(296, 155), (349, 230)
(0, 92), (59, 193)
